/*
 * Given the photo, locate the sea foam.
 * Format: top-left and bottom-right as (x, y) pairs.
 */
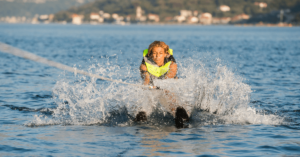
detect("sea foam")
(26, 54), (286, 127)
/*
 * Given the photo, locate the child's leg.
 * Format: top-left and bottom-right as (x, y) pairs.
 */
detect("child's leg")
(159, 90), (183, 117)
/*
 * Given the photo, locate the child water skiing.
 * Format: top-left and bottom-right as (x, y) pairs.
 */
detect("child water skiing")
(136, 41), (189, 127)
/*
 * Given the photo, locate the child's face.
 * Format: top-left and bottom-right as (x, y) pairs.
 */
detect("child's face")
(151, 47), (167, 63)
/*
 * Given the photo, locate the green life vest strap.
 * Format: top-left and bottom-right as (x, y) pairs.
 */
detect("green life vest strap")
(143, 48), (173, 57)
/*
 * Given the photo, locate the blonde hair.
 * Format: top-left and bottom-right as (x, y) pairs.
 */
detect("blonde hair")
(147, 41), (169, 57)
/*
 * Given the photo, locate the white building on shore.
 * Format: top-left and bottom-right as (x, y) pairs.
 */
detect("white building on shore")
(199, 13), (212, 25)
(136, 6), (146, 22)
(148, 14), (160, 22)
(90, 13), (104, 23)
(180, 10), (192, 17)
(254, 2), (267, 8)
(72, 14), (83, 25)
(219, 5), (230, 12)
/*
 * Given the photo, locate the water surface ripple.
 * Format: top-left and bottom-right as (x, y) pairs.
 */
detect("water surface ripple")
(0, 24), (299, 156)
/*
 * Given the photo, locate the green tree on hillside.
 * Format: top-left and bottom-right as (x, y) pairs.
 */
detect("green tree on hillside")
(53, 0), (300, 24)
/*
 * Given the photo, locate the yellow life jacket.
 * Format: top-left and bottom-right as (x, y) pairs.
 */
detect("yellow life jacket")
(143, 49), (173, 78)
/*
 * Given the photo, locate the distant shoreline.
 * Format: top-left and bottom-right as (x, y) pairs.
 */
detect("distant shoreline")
(0, 22), (297, 27)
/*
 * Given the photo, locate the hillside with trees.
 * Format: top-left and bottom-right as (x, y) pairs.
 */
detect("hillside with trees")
(53, 0), (300, 24)
(0, 0), (94, 18)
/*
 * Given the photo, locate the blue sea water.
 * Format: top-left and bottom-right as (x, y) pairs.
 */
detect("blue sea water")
(0, 24), (300, 156)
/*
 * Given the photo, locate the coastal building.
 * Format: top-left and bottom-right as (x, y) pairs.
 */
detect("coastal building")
(90, 13), (100, 20)
(180, 10), (193, 17)
(90, 13), (103, 23)
(254, 2), (267, 8)
(199, 13), (212, 25)
(174, 15), (186, 23)
(148, 14), (160, 22)
(6, 16), (17, 23)
(136, 6), (142, 19)
(39, 14), (48, 20)
(103, 13), (110, 19)
(72, 14), (83, 25)
(31, 17), (39, 24)
(98, 17), (104, 23)
(139, 16), (147, 22)
(37, 14), (53, 23)
(219, 5), (230, 12)
(212, 17), (231, 24)
(112, 13), (119, 19)
(136, 6), (146, 22)
(187, 16), (198, 23)
(231, 14), (250, 22)
(114, 16), (125, 25)
(3, 16), (28, 23)
(48, 14), (54, 22)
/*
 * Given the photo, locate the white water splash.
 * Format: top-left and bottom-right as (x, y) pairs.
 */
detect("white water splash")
(26, 56), (286, 126)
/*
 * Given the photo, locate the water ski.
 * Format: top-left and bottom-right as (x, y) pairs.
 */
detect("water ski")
(175, 106), (190, 128)
(135, 111), (147, 122)
(135, 106), (189, 128)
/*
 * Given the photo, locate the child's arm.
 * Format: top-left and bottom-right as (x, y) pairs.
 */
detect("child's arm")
(165, 61), (177, 79)
(140, 64), (150, 85)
